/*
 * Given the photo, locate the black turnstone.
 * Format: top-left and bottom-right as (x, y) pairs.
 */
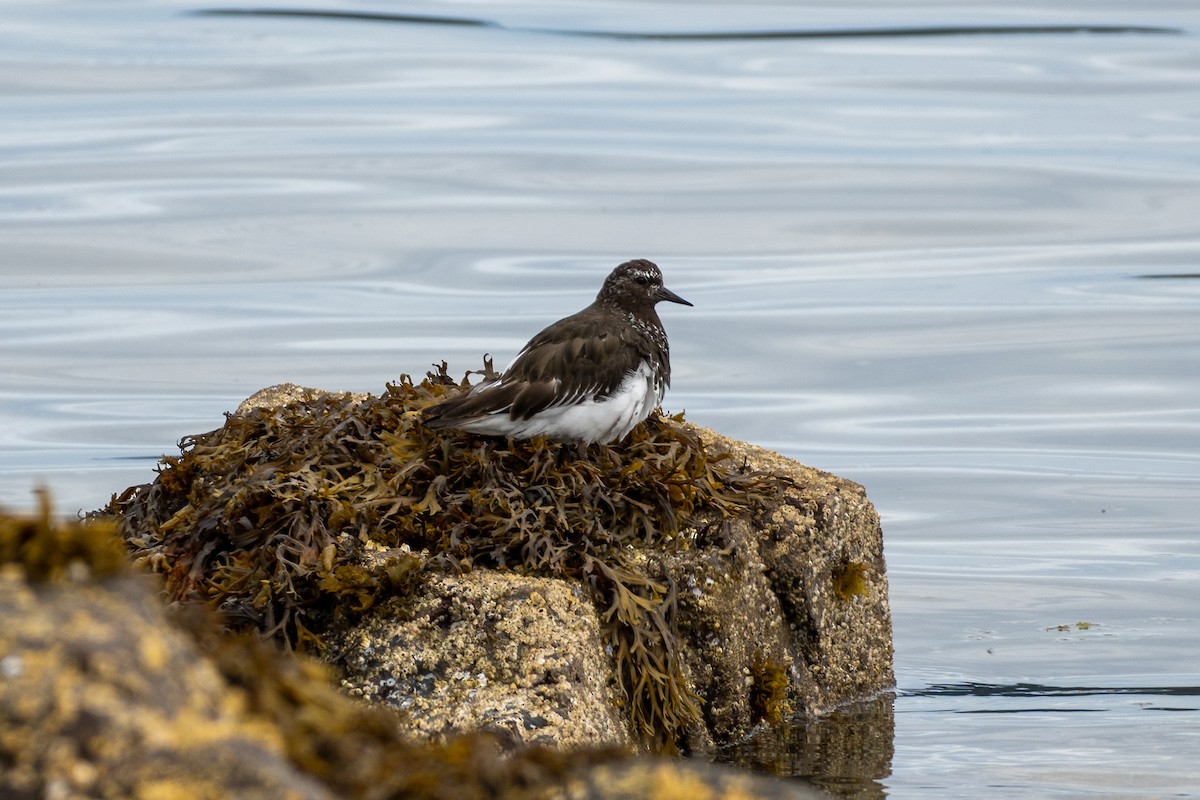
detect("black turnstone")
(423, 259), (692, 444)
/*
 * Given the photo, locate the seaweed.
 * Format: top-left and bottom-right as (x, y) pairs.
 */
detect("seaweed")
(100, 361), (786, 751)
(2, 489), (127, 582)
(832, 561), (869, 601)
(748, 651), (790, 725)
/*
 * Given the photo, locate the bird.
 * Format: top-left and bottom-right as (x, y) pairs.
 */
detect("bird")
(422, 259), (692, 445)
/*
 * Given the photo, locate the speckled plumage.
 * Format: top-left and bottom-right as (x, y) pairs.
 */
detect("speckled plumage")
(423, 259), (691, 444)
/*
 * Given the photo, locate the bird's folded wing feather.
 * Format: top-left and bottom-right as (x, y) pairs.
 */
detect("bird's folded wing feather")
(425, 314), (648, 424)
(503, 319), (646, 419)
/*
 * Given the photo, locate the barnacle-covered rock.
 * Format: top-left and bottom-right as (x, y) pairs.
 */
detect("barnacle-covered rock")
(337, 569), (634, 749)
(99, 365), (894, 753)
(0, 502), (832, 800)
(0, 500), (342, 800)
(666, 428), (893, 743)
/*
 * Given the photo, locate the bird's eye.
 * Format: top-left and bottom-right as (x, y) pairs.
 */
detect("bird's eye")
(633, 275), (652, 286)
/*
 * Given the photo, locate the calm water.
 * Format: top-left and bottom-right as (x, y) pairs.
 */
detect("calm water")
(3, 2), (1199, 796)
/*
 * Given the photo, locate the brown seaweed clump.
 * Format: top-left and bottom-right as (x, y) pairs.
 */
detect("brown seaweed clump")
(832, 561), (870, 601)
(2, 489), (127, 582)
(101, 362), (786, 751)
(748, 651), (790, 726)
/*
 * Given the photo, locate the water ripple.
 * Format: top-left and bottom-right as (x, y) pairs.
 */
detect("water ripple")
(198, 9), (1182, 41)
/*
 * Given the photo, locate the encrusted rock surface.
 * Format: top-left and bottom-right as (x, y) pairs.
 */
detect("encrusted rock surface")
(681, 427), (893, 727)
(0, 511), (334, 800)
(336, 570), (634, 748)
(327, 413), (894, 751)
(0, 567), (334, 799)
(0, 506), (834, 800)
(100, 380), (894, 756)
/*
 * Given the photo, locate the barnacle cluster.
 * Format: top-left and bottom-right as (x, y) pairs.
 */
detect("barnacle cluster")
(102, 362), (785, 750)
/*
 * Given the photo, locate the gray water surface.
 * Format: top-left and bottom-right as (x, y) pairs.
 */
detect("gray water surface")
(2, 2), (1199, 796)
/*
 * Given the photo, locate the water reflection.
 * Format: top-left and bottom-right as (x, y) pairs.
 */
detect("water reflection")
(716, 695), (895, 799)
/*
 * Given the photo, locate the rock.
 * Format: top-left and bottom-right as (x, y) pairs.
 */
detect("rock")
(333, 420), (894, 751)
(0, 506), (834, 800)
(0, 567), (336, 799)
(336, 570), (634, 749)
(566, 759), (832, 800)
(675, 427), (893, 733)
(0, 509), (334, 800)
(103, 379), (894, 754)
(235, 383), (366, 417)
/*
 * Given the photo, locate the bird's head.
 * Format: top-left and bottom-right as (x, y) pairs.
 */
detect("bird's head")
(597, 259), (692, 311)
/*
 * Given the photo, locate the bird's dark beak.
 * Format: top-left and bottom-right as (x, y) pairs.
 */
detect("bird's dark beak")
(656, 286), (693, 307)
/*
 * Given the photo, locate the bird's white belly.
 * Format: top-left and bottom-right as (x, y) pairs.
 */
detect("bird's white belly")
(461, 362), (661, 444)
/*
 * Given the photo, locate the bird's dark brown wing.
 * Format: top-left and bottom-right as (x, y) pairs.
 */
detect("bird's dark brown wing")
(421, 378), (522, 427)
(423, 307), (650, 425)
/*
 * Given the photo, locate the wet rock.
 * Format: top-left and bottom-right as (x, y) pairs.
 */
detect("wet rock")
(719, 694), (897, 794)
(672, 427), (894, 742)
